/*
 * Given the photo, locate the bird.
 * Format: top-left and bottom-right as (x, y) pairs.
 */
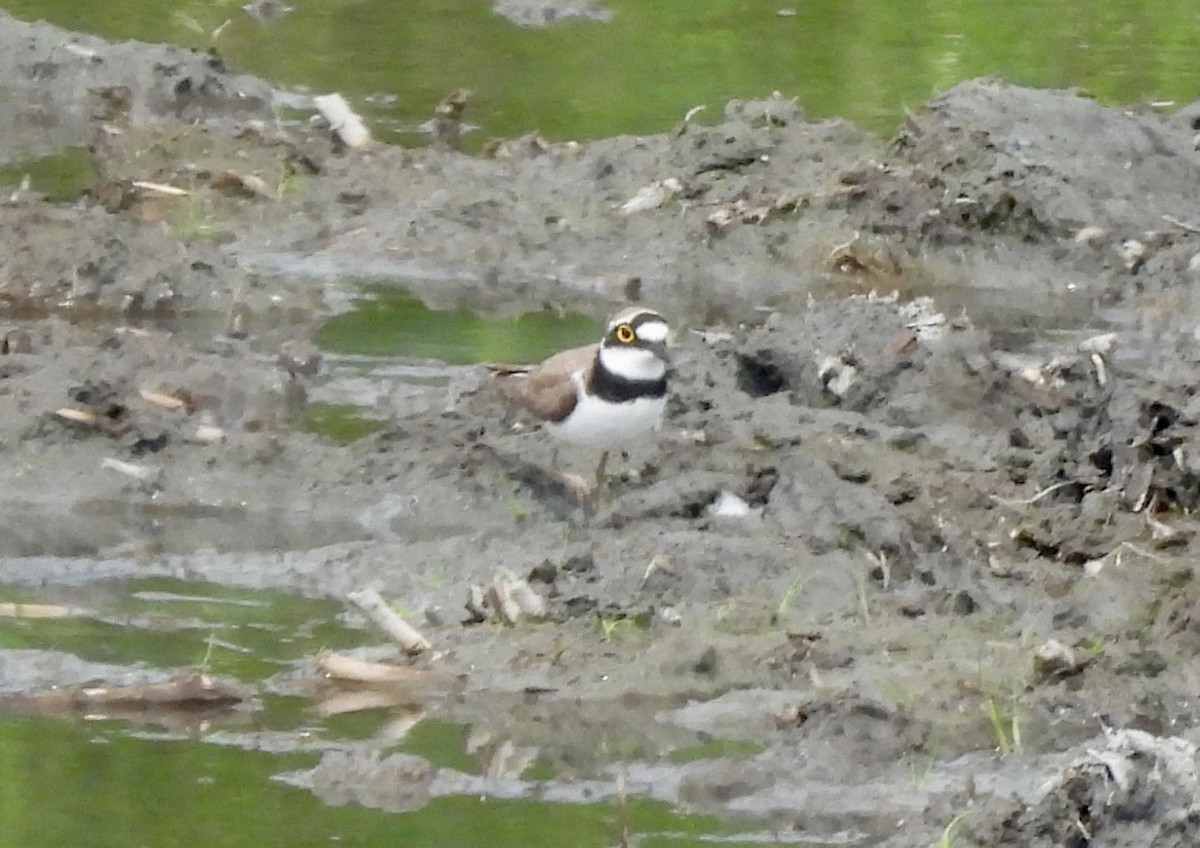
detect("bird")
(488, 306), (670, 505)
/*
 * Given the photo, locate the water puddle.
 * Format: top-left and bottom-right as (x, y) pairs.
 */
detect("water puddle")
(0, 576), (823, 848)
(315, 285), (602, 364)
(305, 284), (603, 438)
(667, 738), (769, 764)
(0, 146), (95, 202)
(0, 577), (363, 680)
(0, 712), (799, 848)
(300, 401), (390, 444)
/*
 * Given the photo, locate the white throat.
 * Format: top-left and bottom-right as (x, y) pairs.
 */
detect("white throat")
(598, 346), (666, 382)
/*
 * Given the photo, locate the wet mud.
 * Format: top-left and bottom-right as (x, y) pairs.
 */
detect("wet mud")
(4, 9), (1200, 845)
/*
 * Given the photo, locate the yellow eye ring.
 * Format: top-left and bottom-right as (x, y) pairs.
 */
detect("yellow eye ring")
(614, 323), (636, 344)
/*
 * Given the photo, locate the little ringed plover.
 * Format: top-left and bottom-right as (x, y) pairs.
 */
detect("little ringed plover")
(489, 306), (670, 499)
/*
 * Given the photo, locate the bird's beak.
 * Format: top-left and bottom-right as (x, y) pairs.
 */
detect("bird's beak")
(649, 340), (670, 363)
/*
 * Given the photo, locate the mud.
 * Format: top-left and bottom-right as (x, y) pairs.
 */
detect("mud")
(4, 9), (1200, 846)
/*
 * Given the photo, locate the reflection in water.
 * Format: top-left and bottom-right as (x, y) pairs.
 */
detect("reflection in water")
(0, 577), (364, 681)
(0, 578), (809, 846)
(315, 287), (602, 364)
(0, 712), (793, 848)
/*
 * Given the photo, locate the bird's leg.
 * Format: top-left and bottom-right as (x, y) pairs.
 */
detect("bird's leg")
(549, 449), (596, 507)
(594, 450), (610, 491)
(574, 450), (612, 516)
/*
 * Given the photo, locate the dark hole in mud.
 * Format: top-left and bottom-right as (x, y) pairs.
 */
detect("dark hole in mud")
(1144, 441), (1178, 460)
(1055, 481), (1087, 504)
(1140, 400), (1178, 434)
(744, 466), (778, 506)
(677, 491), (722, 520)
(67, 381), (127, 422)
(129, 431), (169, 456)
(563, 552), (595, 574)
(527, 561), (557, 583)
(735, 353), (786, 397)
(562, 596), (598, 618)
(1016, 528), (1060, 560)
(1009, 427), (1031, 449)
(949, 590), (978, 615)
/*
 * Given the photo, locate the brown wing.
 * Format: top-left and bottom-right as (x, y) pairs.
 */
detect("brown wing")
(486, 344), (595, 424)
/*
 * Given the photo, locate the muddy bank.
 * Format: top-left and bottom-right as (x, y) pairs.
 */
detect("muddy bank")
(4, 9), (1200, 846)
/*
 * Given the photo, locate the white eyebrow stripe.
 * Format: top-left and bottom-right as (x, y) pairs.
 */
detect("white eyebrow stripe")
(636, 321), (669, 343)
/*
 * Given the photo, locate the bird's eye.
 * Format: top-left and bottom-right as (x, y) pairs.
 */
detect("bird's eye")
(615, 323), (636, 343)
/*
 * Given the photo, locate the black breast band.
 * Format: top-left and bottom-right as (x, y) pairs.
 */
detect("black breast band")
(587, 355), (667, 403)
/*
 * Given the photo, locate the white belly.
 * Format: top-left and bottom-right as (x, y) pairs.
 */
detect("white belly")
(546, 388), (665, 449)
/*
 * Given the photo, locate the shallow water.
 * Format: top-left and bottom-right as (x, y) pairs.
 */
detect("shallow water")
(315, 286), (603, 363)
(0, 711), (795, 848)
(0, 147), (94, 201)
(307, 287), (605, 442)
(0, 577), (363, 677)
(0, 577), (816, 848)
(5, 0), (1199, 142)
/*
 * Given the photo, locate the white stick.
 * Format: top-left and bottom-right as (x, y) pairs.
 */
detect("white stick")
(346, 587), (431, 654)
(313, 93), (372, 149)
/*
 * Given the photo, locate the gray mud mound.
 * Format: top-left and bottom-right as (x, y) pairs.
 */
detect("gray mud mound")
(843, 79), (1200, 317)
(0, 202), (248, 315)
(223, 93), (881, 314)
(964, 729), (1200, 848)
(0, 10), (274, 158)
(492, 0), (613, 27)
(894, 78), (1200, 239)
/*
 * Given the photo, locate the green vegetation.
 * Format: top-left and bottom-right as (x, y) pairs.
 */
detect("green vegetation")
(981, 695), (1022, 756)
(934, 812), (971, 848)
(772, 571), (806, 623)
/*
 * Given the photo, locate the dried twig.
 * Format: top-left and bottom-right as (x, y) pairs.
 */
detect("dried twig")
(317, 651), (434, 684)
(130, 180), (189, 197)
(100, 457), (158, 483)
(54, 407), (98, 426)
(139, 387), (186, 411)
(313, 93), (372, 149)
(346, 588), (431, 654)
(0, 602), (87, 620)
(469, 570), (548, 624)
(1, 673), (247, 715)
(210, 171), (280, 201)
(313, 688), (422, 717)
(989, 480), (1078, 508)
(1163, 213), (1200, 235)
(192, 424), (226, 444)
(55, 407), (128, 437)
